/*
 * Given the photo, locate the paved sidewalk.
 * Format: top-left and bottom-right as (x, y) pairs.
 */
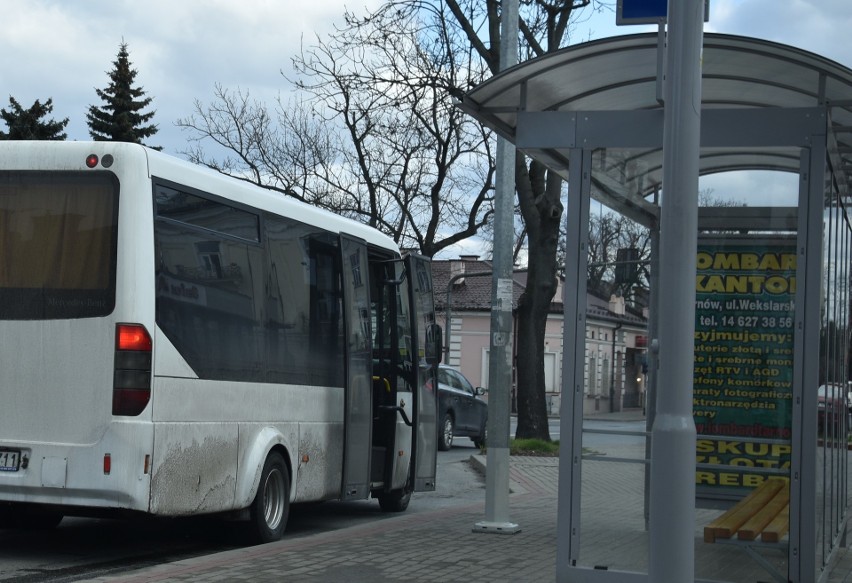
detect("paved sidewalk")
(830, 550), (852, 583)
(81, 457), (560, 583)
(78, 441), (852, 582)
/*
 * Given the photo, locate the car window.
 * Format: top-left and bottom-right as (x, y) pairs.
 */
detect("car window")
(443, 370), (459, 390)
(442, 369), (462, 391)
(438, 368), (451, 386)
(458, 374), (475, 395)
(448, 370), (474, 395)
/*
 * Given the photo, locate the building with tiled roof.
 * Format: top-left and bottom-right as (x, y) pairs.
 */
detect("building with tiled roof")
(432, 256), (648, 415)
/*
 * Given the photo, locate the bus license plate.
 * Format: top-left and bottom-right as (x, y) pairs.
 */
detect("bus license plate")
(0, 450), (20, 471)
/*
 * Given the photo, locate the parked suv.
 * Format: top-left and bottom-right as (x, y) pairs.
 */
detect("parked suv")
(437, 365), (488, 450)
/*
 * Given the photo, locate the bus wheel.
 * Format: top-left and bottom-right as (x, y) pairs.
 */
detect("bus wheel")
(249, 451), (290, 544)
(0, 503), (23, 528)
(377, 488), (411, 513)
(0, 503), (62, 530)
(25, 510), (63, 530)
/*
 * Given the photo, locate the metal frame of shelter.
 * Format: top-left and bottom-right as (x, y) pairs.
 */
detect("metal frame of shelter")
(459, 32), (852, 582)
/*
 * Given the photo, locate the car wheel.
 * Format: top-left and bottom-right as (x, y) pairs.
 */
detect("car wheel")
(472, 419), (488, 449)
(438, 413), (454, 451)
(250, 451), (290, 544)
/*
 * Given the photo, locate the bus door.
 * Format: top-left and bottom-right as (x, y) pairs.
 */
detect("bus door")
(340, 236), (372, 500)
(368, 254), (440, 495)
(404, 254), (440, 492)
(368, 257), (408, 491)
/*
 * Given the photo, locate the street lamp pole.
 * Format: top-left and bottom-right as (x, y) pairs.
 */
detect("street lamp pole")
(474, 0), (520, 536)
(649, 0), (704, 580)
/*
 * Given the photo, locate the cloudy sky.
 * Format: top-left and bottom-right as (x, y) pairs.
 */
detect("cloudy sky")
(2, 0), (376, 154)
(2, 0), (849, 246)
(3, 0), (849, 155)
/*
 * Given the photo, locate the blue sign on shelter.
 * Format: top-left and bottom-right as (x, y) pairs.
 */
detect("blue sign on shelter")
(616, 0), (709, 25)
(617, 0), (667, 24)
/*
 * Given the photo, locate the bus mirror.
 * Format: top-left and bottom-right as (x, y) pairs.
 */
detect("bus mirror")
(425, 324), (442, 365)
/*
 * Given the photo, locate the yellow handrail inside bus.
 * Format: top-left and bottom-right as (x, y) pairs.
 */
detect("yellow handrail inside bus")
(372, 376), (391, 393)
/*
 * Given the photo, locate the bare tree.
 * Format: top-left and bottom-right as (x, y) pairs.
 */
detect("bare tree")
(581, 210), (651, 305)
(177, 8), (495, 257)
(574, 189), (744, 307)
(179, 85), (324, 204)
(354, 0), (601, 440)
(439, 0), (598, 440)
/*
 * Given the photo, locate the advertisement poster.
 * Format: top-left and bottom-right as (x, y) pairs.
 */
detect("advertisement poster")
(693, 237), (796, 495)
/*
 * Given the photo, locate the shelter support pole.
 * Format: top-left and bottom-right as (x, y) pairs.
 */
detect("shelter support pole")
(474, 0), (519, 535)
(791, 138), (827, 581)
(644, 220), (660, 530)
(649, 0), (704, 581)
(556, 149), (592, 579)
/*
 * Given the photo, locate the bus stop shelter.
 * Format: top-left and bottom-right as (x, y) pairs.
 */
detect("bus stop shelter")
(459, 32), (852, 582)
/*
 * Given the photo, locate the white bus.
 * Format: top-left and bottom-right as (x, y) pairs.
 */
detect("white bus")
(0, 141), (441, 542)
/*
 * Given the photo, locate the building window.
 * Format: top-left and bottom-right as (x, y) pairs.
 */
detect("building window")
(588, 357), (597, 395)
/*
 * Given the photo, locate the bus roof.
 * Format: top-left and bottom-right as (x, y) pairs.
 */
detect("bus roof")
(145, 148), (399, 252)
(0, 141), (401, 254)
(144, 146), (400, 253)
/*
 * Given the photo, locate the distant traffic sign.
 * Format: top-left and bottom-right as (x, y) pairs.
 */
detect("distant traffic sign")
(616, 0), (709, 25)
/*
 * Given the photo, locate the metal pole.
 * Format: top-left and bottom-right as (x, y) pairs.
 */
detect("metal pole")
(644, 217), (660, 530)
(474, 0), (520, 535)
(649, 0), (703, 580)
(609, 322), (622, 413)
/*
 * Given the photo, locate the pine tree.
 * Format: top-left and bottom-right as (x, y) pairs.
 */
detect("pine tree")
(86, 42), (160, 149)
(0, 96), (69, 140)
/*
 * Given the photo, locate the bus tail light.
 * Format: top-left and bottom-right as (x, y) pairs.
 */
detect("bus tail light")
(113, 324), (152, 416)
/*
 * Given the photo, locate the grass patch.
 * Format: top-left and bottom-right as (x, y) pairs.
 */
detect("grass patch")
(477, 439), (599, 457)
(510, 438), (559, 456)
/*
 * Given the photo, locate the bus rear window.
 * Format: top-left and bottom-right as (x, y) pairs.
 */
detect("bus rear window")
(0, 172), (118, 320)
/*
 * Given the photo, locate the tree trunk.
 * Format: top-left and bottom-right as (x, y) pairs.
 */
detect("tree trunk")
(514, 157), (562, 441)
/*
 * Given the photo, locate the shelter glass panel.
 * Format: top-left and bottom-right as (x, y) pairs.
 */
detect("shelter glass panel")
(575, 148), (802, 583)
(691, 161), (799, 583)
(692, 233), (796, 582)
(813, 162), (852, 580)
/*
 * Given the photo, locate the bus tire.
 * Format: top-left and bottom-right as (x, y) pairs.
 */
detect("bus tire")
(25, 510), (63, 530)
(249, 451), (290, 544)
(0, 503), (23, 529)
(377, 488), (411, 513)
(0, 503), (62, 530)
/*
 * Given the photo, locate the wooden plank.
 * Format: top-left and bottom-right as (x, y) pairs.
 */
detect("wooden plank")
(761, 503), (790, 543)
(703, 478), (786, 543)
(737, 487), (790, 540)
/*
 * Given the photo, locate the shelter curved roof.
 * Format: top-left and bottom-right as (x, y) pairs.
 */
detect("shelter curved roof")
(459, 33), (852, 205)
